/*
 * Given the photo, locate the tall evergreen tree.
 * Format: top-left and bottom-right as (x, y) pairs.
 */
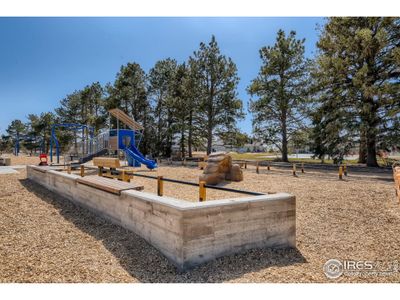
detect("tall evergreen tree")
(184, 60), (204, 157)
(6, 119), (26, 142)
(148, 59), (178, 157)
(314, 17), (400, 167)
(27, 112), (57, 153)
(248, 30), (310, 162)
(191, 35), (243, 154)
(169, 63), (190, 157)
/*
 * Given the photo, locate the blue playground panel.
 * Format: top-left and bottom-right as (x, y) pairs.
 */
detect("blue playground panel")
(109, 129), (157, 169)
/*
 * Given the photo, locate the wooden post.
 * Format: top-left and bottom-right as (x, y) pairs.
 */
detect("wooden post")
(121, 170), (130, 182)
(98, 166), (103, 177)
(245, 162), (247, 169)
(293, 164), (296, 176)
(344, 164), (347, 176)
(199, 181), (206, 202)
(301, 163), (304, 173)
(80, 165), (85, 177)
(267, 163), (270, 171)
(157, 176), (164, 196)
(256, 162), (259, 174)
(67, 165), (71, 174)
(339, 166), (343, 180)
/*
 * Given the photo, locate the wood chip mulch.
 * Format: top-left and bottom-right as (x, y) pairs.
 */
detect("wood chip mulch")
(1, 163), (400, 282)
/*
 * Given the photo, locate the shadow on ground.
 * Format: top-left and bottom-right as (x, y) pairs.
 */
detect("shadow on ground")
(19, 178), (306, 283)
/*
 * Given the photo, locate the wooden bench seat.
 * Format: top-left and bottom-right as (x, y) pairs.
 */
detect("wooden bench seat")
(93, 157), (120, 168)
(77, 175), (143, 195)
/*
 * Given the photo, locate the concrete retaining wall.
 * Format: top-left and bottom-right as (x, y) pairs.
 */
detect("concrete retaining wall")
(27, 165), (296, 270)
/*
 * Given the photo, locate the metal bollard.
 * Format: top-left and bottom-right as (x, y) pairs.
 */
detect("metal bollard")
(301, 163), (304, 173)
(199, 181), (206, 202)
(256, 162), (259, 174)
(344, 164), (347, 176)
(245, 162), (247, 169)
(293, 164), (297, 176)
(80, 165), (85, 177)
(267, 163), (270, 171)
(157, 176), (164, 196)
(67, 165), (71, 174)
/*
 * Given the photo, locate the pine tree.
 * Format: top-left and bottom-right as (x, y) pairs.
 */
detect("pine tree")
(6, 119), (26, 142)
(315, 17), (400, 167)
(248, 30), (310, 162)
(148, 59), (178, 157)
(190, 35), (243, 154)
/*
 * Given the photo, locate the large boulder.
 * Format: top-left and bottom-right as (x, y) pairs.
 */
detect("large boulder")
(199, 172), (226, 185)
(226, 164), (243, 182)
(199, 152), (243, 185)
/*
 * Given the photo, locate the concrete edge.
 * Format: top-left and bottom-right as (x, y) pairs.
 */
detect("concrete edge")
(29, 165), (295, 211)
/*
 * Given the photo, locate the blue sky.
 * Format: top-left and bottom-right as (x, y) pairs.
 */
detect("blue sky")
(0, 17), (324, 135)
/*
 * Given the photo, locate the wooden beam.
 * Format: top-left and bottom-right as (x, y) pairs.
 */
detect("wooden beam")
(93, 157), (121, 168)
(109, 108), (144, 131)
(77, 175), (143, 195)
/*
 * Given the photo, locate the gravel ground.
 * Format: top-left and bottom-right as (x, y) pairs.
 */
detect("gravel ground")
(0, 154), (41, 165)
(1, 164), (400, 283)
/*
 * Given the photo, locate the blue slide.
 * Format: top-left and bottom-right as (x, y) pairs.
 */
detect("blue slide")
(124, 145), (157, 169)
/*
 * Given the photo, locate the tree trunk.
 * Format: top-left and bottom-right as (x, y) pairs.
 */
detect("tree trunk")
(366, 130), (379, 167)
(358, 128), (367, 163)
(188, 110), (193, 157)
(282, 135), (288, 162)
(362, 96), (379, 167)
(206, 124), (212, 155)
(165, 109), (173, 158)
(281, 117), (289, 162)
(180, 128), (185, 158)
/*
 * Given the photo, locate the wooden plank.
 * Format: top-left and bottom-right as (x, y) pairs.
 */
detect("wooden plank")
(93, 157), (120, 168)
(77, 175), (143, 195)
(109, 108), (144, 131)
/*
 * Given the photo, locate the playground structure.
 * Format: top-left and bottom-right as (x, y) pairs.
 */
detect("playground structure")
(107, 108), (157, 169)
(50, 123), (94, 164)
(49, 109), (157, 169)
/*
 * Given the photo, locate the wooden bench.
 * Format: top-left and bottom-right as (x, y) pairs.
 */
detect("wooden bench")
(77, 175), (143, 195)
(92, 157), (133, 182)
(93, 157), (120, 168)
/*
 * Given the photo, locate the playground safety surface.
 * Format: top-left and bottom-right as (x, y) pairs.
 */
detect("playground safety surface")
(1, 162), (400, 282)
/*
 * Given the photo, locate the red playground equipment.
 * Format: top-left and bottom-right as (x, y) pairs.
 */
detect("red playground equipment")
(39, 154), (48, 166)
